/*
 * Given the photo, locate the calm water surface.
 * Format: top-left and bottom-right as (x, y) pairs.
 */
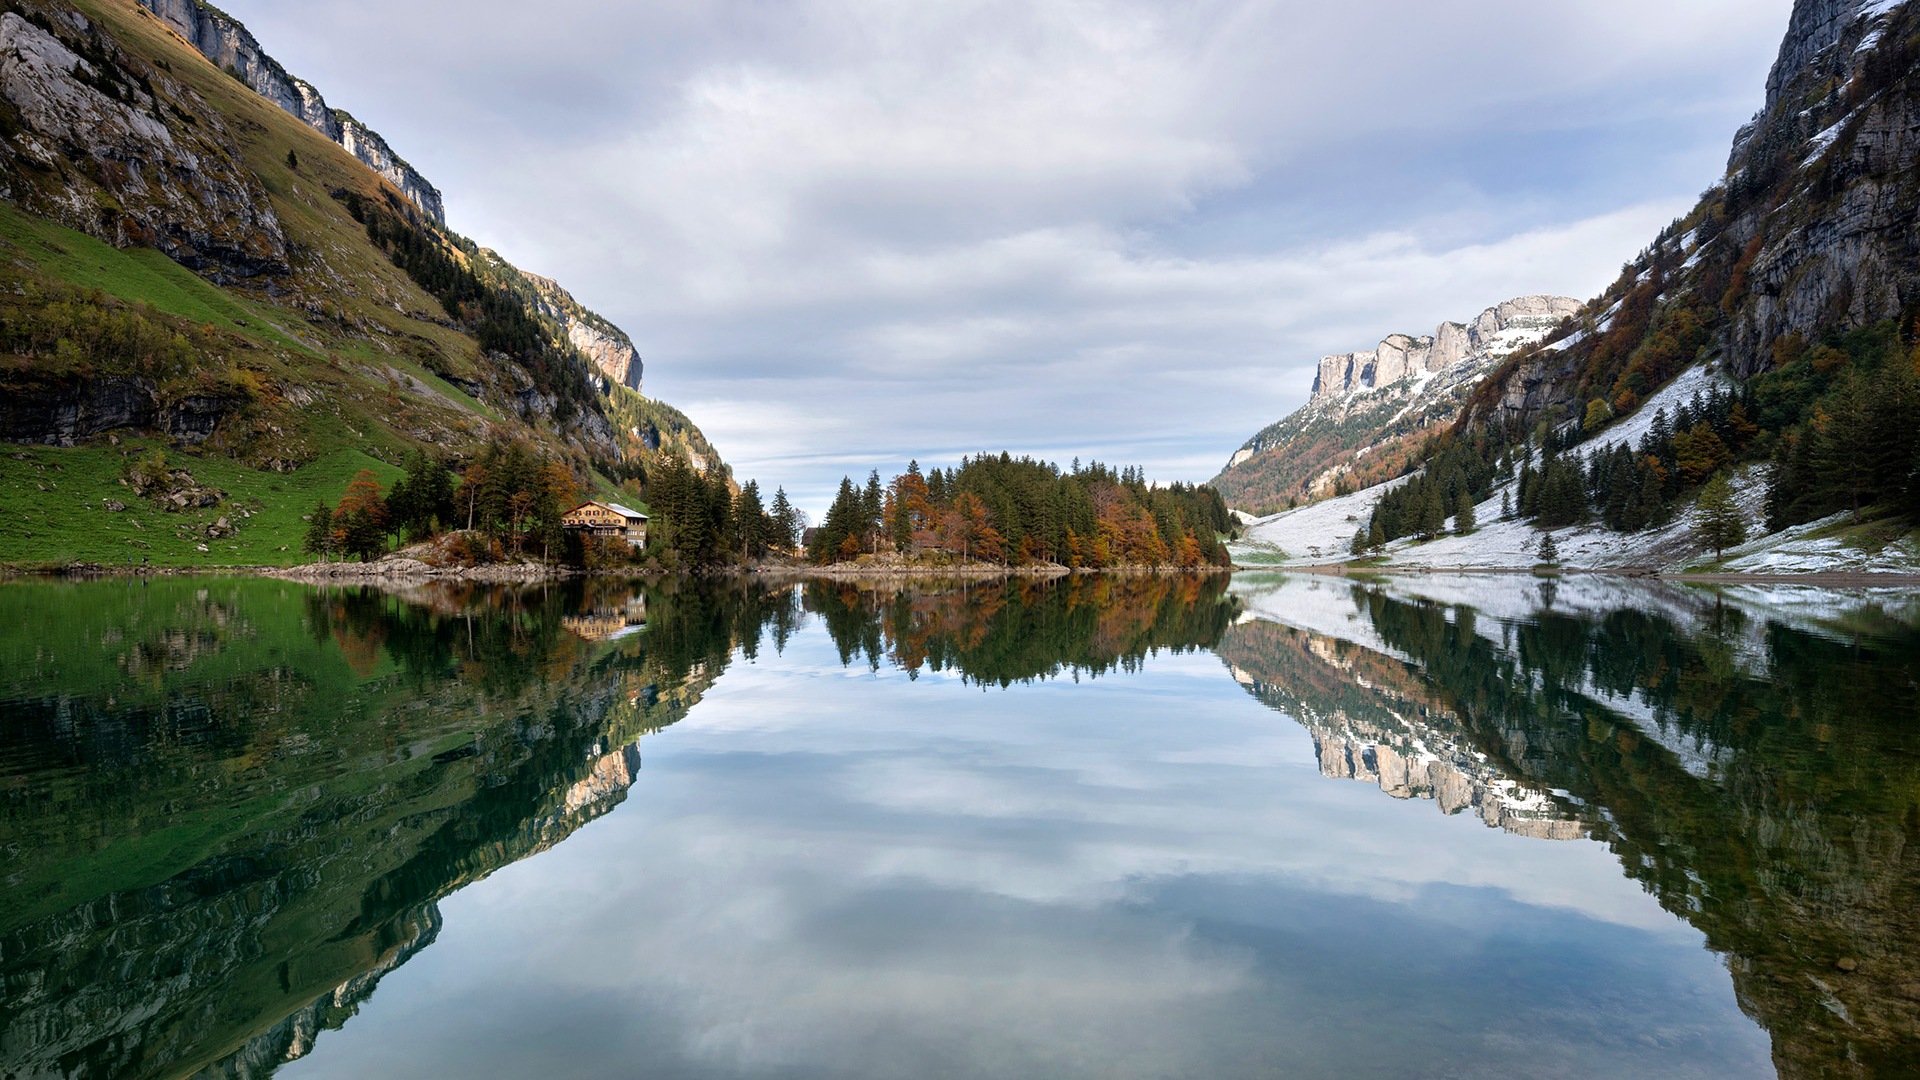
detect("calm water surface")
(2, 573), (1916, 1078)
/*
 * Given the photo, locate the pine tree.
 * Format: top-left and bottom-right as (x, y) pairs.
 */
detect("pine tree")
(302, 502), (334, 561)
(1454, 490), (1476, 535)
(1418, 484), (1447, 541)
(1350, 525), (1371, 557)
(1500, 489), (1512, 521)
(769, 487), (798, 550)
(1537, 530), (1560, 566)
(1694, 472), (1747, 560)
(285, 148), (299, 171)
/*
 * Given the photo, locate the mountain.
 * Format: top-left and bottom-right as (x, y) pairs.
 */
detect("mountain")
(1234, 0), (1920, 573)
(134, 0), (444, 224)
(1212, 296), (1579, 516)
(0, 0), (726, 566)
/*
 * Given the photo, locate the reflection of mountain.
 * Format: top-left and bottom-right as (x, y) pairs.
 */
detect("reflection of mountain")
(1226, 575), (1920, 1079)
(0, 578), (789, 1080)
(1221, 621), (1583, 841)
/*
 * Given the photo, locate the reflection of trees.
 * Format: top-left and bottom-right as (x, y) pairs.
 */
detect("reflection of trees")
(1244, 583), (1920, 1078)
(0, 578), (802, 1080)
(802, 575), (1238, 685)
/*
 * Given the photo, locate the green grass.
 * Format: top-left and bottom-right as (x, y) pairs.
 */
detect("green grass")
(0, 201), (305, 351)
(0, 441), (403, 568)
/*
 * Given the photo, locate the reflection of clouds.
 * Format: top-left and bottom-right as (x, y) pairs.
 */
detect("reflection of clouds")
(287, 631), (1766, 1080)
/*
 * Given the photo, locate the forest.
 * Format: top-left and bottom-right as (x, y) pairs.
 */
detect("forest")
(1356, 318), (1920, 553)
(806, 454), (1236, 569)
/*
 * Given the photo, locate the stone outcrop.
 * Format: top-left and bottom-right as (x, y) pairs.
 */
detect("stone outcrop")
(0, 11), (290, 278)
(524, 273), (645, 393)
(135, 0), (445, 224)
(1308, 296), (1580, 404)
(0, 374), (242, 447)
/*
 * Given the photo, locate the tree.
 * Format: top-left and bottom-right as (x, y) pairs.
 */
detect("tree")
(333, 470), (389, 562)
(285, 148), (299, 171)
(1454, 489), (1477, 535)
(1694, 471), (1747, 560)
(1537, 530), (1560, 566)
(1350, 525), (1371, 557)
(769, 487), (799, 551)
(302, 502), (335, 561)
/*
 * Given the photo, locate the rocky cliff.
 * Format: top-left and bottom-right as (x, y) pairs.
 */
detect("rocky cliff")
(135, 0), (445, 224)
(0, 8), (289, 278)
(523, 270), (645, 393)
(1212, 296), (1578, 514)
(1475, 0), (1920, 424)
(1309, 296), (1580, 403)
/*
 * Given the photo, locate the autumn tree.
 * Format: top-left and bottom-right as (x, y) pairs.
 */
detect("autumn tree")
(333, 470), (389, 562)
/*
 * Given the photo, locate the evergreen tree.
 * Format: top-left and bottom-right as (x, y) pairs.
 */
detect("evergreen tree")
(1454, 489), (1476, 535)
(1537, 530), (1560, 566)
(302, 502), (335, 561)
(285, 148), (299, 171)
(769, 487), (799, 550)
(1694, 472), (1747, 560)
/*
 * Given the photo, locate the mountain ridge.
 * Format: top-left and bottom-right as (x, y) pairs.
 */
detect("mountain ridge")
(1211, 295), (1578, 516)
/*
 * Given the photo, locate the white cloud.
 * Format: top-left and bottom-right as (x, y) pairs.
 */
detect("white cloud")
(220, 0), (1792, 512)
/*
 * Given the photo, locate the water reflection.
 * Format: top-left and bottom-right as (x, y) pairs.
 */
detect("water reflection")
(0, 573), (1915, 1078)
(0, 578), (777, 1079)
(1225, 574), (1920, 1077)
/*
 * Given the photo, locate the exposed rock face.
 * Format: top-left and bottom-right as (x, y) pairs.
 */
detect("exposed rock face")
(135, 0), (445, 224)
(1217, 296), (1578, 512)
(1485, 0), (1920, 429)
(0, 11), (290, 278)
(0, 374), (237, 447)
(1308, 296), (1579, 404)
(524, 273), (645, 393)
(1724, 0), (1920, 376)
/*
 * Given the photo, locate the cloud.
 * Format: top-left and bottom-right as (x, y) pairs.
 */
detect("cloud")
(220, 0), (1792, 511)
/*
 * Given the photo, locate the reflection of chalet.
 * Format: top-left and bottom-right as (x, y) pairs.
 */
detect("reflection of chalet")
(561, 501), (648, 546)
(561, 596), (649, 642)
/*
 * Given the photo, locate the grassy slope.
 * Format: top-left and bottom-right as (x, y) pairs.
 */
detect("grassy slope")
(0, 439), (404, 567)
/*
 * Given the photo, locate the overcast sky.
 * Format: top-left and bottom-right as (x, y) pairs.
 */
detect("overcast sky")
(220, 0), (1793, 514)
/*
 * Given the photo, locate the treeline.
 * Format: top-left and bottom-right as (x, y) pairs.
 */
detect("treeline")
(303, 441), (583, 563)
(1760, 327), (1920, 530)
(335, 189), (596, 426)
(1362, 378), (1799, 551)
(643, 455), (802, 570)
(807, 454), (1235, 568)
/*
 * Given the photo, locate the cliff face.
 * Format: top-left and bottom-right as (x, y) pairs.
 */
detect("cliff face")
(523, 270), (645, 393)
(1480, 0), (1920, 425)
(135, 0), (445, 224)
(0, 9), (289, 279)
(1309, 296), (1579, 403)
(1213, 296), (1578, 514)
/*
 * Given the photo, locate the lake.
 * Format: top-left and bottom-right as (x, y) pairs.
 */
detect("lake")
(2, 572), (1916, 1078)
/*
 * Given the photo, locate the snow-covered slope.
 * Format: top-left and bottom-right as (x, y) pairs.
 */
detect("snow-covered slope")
(1230, 358), (1919, 574)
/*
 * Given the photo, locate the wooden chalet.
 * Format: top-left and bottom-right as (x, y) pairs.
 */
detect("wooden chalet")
(561, 501), (649, 546)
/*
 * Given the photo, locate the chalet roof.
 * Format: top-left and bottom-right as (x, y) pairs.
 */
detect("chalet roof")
(566, 501), (649, 521)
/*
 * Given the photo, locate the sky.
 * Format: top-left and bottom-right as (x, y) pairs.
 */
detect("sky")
(217, 0), (1795, 515)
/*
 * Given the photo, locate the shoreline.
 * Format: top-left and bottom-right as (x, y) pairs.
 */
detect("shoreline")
(1243, 562), (1920, 588)
(10, 558), (1920, 589)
